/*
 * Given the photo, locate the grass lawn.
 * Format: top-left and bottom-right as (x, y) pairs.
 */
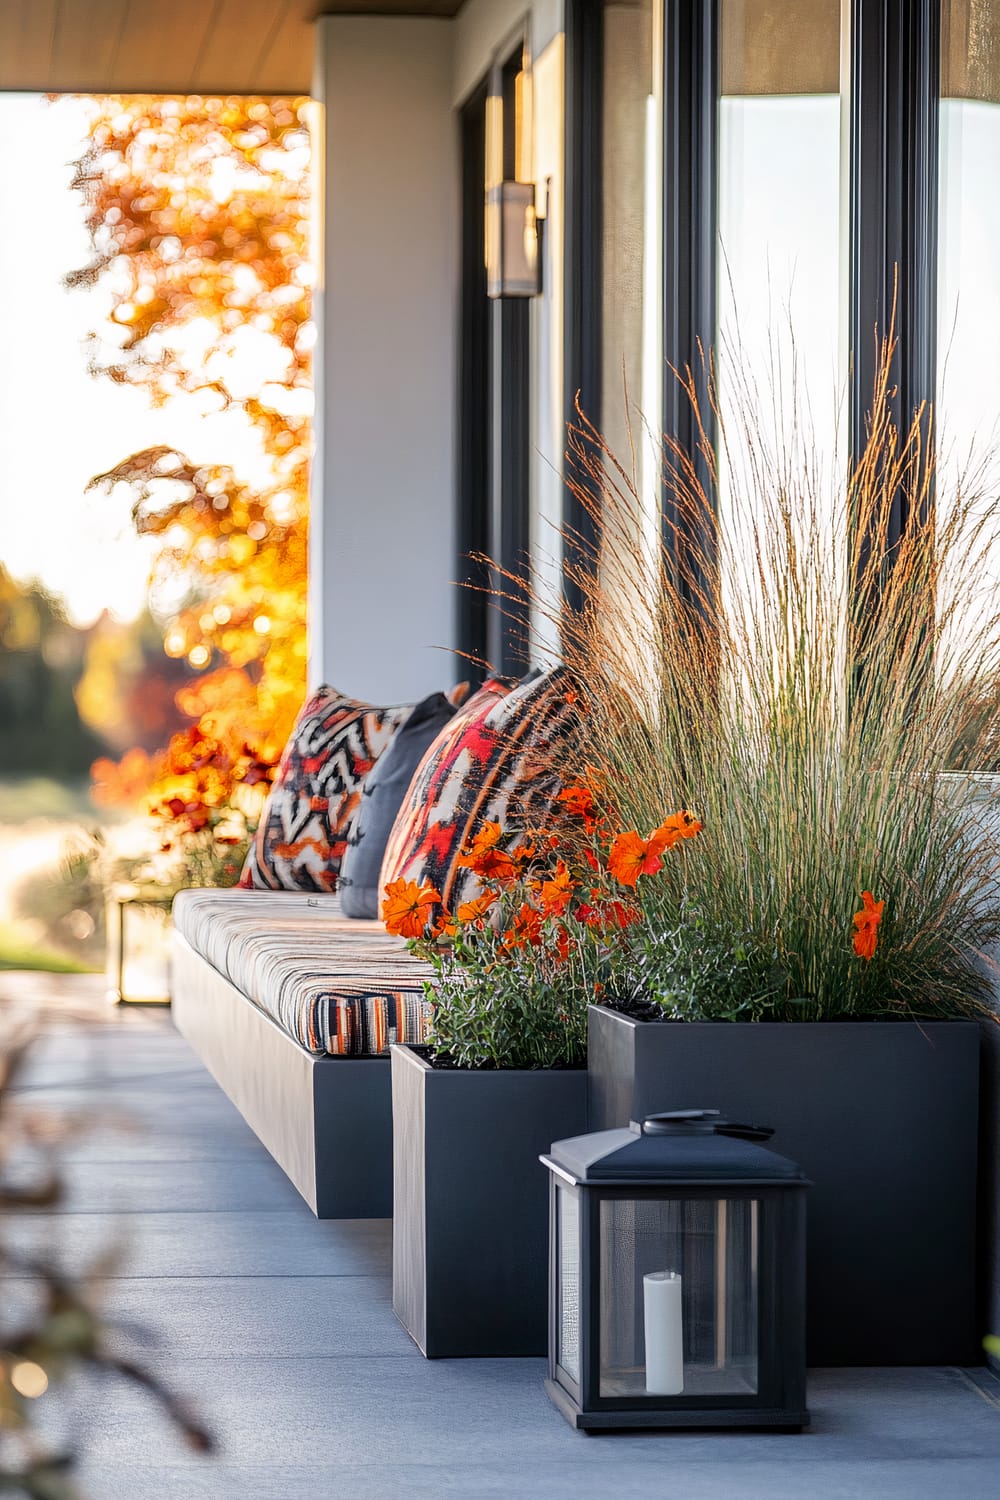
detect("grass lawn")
(0, 922), (98, 974)
(0, 777), (97, 824)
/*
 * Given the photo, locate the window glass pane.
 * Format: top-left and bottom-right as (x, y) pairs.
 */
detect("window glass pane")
(601, 0), (661, 486)
(599, 1197), (759, 1398)
(938, 2), (1000, 496)
(717, 0), (847, 635)
(718, 0), (846, 448)
(598, 1), (662, 658)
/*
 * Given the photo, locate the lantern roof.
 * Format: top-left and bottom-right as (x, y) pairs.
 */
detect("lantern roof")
(543, 1110), (809, 1187)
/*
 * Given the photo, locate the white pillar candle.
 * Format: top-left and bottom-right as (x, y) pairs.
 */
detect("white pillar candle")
(643, 1270), (684, 1395)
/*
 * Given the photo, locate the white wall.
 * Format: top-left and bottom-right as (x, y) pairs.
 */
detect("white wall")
(310, 16), (457, 703)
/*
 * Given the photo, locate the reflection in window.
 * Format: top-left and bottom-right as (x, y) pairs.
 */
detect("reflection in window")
(599, 0), (662, 657)
(717, 0), (846, 617)
(601, 0), (660, 497)
(938, 0), (1000, 481)
(717, 0), (845, 445)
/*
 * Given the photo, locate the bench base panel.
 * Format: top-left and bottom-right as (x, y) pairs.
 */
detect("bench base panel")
(171, 932), (391, 1218)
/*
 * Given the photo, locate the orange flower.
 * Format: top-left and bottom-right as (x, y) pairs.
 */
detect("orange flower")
(434, 911), (458, 940)
(383, 878), (441, 939)
(457, 821), (518, 883)
(655, 810), (703, 848)
(459, 821), (502, 857)
(550, 924), (575, 964)
(153, 796), (212, 833)
(237, 745), (278, 787)
(852, 890), (885, 961)
(578, 899), (641, 932)
(166, 726), (231, 775)
(534, 860), (575, 916)
(503, 903), (544, 950)
(607, 829), (668, 887)
(456, 891), (499, 925)
(558, 782), (600, 832)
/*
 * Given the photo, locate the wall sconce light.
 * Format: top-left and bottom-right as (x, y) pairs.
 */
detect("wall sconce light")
(486, 180), (540, 298)
(485, 53), (540, 299)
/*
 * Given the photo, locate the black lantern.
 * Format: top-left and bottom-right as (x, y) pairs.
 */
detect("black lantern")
(105, 884), (173, 1005)
(540, 1110), (810, 1430)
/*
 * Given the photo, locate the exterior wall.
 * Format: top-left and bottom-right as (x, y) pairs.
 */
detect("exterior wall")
(310, 16), (457, 701)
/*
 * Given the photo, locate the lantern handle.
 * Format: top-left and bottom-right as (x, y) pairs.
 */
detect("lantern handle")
(640, 1109), (774, 1142)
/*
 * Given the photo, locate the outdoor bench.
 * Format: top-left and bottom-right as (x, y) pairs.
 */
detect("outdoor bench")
(171, 888), (434, 1217)
(169, 667), (570, 1219)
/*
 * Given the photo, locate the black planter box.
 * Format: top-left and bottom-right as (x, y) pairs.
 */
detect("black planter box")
(391, 1044), (588, 1357)
(588, 1006), (981, 1367)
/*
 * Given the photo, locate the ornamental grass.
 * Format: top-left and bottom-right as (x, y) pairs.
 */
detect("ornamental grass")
(537, 333), (1000, 1021)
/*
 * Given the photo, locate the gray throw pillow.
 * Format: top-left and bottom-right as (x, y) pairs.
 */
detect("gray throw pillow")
(339, 690), (458, 918)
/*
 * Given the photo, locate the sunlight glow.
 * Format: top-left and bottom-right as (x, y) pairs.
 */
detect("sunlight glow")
(0, 94), (272, 627)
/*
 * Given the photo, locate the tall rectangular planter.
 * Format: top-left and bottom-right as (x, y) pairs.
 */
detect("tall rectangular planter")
(391, 1044), (588, 1357)
(588, 1007), (981, 1367)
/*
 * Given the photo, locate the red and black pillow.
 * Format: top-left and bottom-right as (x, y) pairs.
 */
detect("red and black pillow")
(240, 687), (414, 893)
(379, 666), (578, 917)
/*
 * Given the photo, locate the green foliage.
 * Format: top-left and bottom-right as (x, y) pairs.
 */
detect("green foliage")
(11, 833), (107, 971)
(395, 819), (651, 1070)
(0, 568), (108, 780)
(0, 779), (97, 826)
(605, 906), (788, 1022)
(424, 927), (594, 1070)
(549, 340), (1000, 1022)
(0, 924), (94, 975)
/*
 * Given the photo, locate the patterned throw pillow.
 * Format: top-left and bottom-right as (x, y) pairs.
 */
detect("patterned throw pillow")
(240, 687), (414, 892)
(379, 666), (578, 918)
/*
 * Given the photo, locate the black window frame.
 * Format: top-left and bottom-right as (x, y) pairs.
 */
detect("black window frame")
(563, 0), (605, 615)
(489, 47), (533, 677)
(457, 83), (491, 682)
(563, 0), (943, 614)
(457, 46), (534, 681)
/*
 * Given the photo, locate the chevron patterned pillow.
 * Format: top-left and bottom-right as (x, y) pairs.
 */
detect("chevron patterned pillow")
(240, 686), (414, 892)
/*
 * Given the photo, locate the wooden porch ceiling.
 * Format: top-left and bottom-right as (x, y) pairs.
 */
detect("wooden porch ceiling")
(0, 1), (465, 96)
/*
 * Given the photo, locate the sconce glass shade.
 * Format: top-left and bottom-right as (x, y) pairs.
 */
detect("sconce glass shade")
(106, 885), (173, 1005)
(486, 181), (540, 298)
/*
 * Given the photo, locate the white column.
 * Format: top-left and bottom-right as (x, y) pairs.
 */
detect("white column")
(310, 16), (458, 702)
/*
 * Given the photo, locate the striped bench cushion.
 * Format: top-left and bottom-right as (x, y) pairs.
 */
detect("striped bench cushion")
(172, 889), (434, 1058)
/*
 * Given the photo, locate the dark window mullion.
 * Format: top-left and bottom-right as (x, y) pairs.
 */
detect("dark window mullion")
(458, 88), (491, 682)
(849, 0), (940, 528)
(563, 0), (604, 616)
(661, 0), (719, 610)
(491, 297), (531, 675)
(848, 0), (940, 709)
(487, 47), (533, 676)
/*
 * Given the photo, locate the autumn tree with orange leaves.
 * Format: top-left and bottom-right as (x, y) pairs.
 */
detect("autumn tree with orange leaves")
(71, 95), (312, 840)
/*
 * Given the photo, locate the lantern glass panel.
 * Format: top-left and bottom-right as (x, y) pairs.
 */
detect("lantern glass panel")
(556, 1184), (581, 1382)
(599, 1196), (759, 1398)
(106, 891), (172, 1005)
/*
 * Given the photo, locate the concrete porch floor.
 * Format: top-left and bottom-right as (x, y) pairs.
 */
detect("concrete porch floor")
(2, 975), (999, 1499)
